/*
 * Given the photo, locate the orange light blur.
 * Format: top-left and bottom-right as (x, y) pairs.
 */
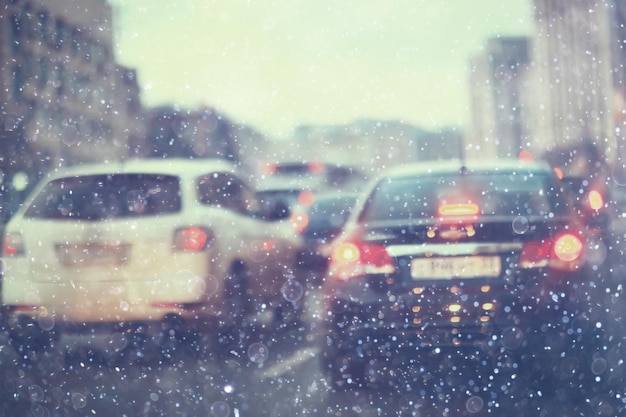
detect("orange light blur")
(554, 167), (564, 179)
(298, 190), (316, 207)
(290, 211), (309, 234)
(12, 305), (39, 312)
(261, 240), (275, 251)
(553, 233), (583, 262)
(261, 163), (277, 175)
(3, 240), (20, 256)
(331, 242), (361, 263)
(2, 233), (24, 256)
(307, 162), (325, 174)
(438, 203), (479, 217)
(151, 302), (183, 309)
(519, 149), (534, 162)
(175, 226), (209, 252)
(588, 189), (604, 211)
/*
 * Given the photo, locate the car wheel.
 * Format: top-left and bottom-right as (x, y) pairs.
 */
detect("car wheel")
(271, 278), (304, 328)
(7, 316), (59, 360)
(223, 261), (252, 329)
(116, 331), (161, 366)
(319, 331), (369, 390)
(321, 351), (369, 391)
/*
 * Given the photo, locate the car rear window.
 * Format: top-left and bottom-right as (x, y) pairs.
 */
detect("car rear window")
(360, 171), (567, 222)
(24, 174), (181, 220)
(307, 196), (358, 223)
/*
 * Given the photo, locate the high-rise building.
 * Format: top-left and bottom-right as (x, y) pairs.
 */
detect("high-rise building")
(467, 37), (531, 160)
(609, 0), (626, 167)
(0, 0), (146, 219)
(530, 0), (615, 167)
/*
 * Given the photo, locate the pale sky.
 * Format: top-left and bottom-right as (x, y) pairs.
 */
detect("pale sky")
(109, 1), (533, 139)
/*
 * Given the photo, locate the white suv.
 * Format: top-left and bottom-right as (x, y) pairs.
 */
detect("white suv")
(1, 158), (304, 355)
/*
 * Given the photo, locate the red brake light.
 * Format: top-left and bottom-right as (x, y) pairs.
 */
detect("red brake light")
(290, 211), (309, 234)
(173, 226), (211, 252)
(518, 149), (534, 162)
(261, 163), (277, 175)
(553, 233), (584, 262)
(520, 232), (583, 270)
(2, 232), (25, 256)
(329, 240), (395, 280)
(588, 190), (604, 211)
(307, 162), (325, 174)
(6, 305), (39, 313)
(438, 203), (479, 217)
(298, 191), (316, 207)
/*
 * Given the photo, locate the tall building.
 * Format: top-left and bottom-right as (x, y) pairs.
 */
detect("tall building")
(609, 0), (626, 167)
(291, 120), (420, 172)
(530, 0), (615, 169)
(0, 0), (145, 219)
(144, 105), (270, 178)
(289, 120), (462, 175)
(467, 37), (531, 160)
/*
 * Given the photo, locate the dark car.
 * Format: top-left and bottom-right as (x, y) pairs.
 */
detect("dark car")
(561, 174), (612, 231)
(320, 159), (593, 389)
(256, 161), (367, 214)
(295, 191), (360, 272)
(259, 161), (368, 194)
(560, 174), (616, 277)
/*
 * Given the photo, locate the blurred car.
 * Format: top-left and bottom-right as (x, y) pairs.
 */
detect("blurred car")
(320, 159), (591, 389)
(259, 160), (368, 195)
(257, 183), (316, 215)
(294, 191), (360, 272)
(560, 174), (617, 278)
(561, 174), (612, 232)
(1, 158), (304, 355)
(257, 160), (367, 210)
(257, 160), (367, 235)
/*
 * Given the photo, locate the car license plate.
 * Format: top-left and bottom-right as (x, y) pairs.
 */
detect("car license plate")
(55, 243), (130, 266)
(410, 256), (501, 279)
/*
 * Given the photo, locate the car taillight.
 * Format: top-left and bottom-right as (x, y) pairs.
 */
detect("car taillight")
(588, 189), (604, 211)
(520, 232), (583, 271)
(297, 190), (316, 207)
(307, 162), (325, 174)
(2, 232), (25, 256)
(437, 202), (480, 224)
(173, 226), (212, 252)
(290, 211), (309, 234)
(438, 203), (479, 217)
(553, 233), (584, 262)
(261, 163), (277, 175)
(328, 240), (395, 280)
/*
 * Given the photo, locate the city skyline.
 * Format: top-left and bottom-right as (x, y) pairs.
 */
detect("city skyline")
(109, 1), (533, 139)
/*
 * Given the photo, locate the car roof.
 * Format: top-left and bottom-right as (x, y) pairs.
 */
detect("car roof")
(39, 158), (239, 181)
(382, 158), (555, 179)
(262, 159), (362, 169)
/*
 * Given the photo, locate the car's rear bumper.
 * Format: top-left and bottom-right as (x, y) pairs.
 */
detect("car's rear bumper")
(321, 268), (590, 360)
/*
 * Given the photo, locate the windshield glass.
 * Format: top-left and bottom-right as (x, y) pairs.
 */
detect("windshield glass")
(361, 171), (564, 221)
(24, 174), (181, 219)
(1, 2), (625, 417)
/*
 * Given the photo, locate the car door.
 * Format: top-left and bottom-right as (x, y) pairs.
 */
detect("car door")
(196, 172), (298, 302)
(225, 174), (300, 300)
